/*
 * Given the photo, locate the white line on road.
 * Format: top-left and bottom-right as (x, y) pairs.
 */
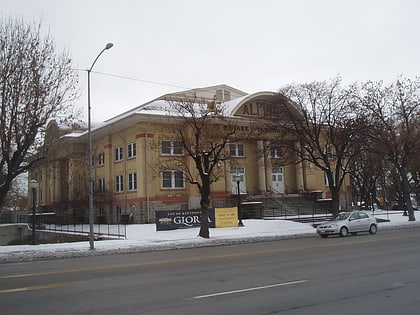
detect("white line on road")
(193, 279), (307, 299)
(0, 281), (83, 294)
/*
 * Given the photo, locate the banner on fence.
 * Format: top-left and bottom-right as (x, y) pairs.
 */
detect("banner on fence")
(155, 207), (239, 231)
(155, 209), (215, 231)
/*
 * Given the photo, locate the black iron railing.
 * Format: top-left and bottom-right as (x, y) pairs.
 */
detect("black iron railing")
(41, 223), (126, 239)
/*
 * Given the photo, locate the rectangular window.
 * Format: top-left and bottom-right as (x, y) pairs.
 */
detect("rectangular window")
(230, 143), (244, 157)
(115, 146), (123, 161)
(127, 142), (137, 158)
(98, 178), (105, 193)
(162, 170), (184, 189)
(98, 153), (105, 166)
(270, 145), (282, 158)
(128, 172), (137, 191)
(230, 167), (246, 195)
(161, 140), (183, 155)
(215, 89), (231, 101)
(115, 174), (124, 192)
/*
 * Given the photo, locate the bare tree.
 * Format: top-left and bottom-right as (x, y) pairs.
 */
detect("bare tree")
(2, 175), (28, 211)
(0, 18), (79, 209)
(356, 77), (420, 221)
(408, 153), (420, 209)
(350, 143), (385, 210)
(158, 96), (248, 238)
(278, 77), (366, 215)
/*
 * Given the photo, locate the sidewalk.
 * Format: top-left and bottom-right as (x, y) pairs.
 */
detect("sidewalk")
(1, 210), (419, 264)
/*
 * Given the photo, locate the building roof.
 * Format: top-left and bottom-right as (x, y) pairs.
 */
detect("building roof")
(61, 84), (299, 142)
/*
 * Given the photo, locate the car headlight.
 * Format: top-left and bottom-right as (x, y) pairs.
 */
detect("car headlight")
(329, 224), (338, 228)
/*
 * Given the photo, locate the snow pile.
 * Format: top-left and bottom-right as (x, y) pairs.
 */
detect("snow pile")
(0, 210), (418, 263)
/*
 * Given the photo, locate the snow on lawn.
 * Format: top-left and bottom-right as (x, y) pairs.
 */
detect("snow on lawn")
(0, 210), (419, 263)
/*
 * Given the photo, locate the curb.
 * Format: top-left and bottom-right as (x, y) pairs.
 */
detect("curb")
(1, 223), (419, 264)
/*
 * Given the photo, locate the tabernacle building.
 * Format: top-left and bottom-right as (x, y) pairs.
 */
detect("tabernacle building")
(29, 85), (350, 224)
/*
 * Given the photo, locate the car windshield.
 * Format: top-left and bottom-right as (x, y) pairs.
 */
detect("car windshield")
(331, 213), (351, 221)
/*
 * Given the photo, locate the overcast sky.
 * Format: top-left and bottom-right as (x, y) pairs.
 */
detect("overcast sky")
(2, 0), (420, 121)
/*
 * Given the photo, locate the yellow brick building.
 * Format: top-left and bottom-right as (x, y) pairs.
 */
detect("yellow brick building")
(29, 85), (350, 224)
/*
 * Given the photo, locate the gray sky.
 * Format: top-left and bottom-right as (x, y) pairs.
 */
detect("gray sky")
(2, 0), (420, 121)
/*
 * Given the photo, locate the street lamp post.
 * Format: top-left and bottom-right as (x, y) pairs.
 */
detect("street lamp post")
(88, 43), (113, 250)
(233, 175), (244, 227)
(30, 179), (38, 245)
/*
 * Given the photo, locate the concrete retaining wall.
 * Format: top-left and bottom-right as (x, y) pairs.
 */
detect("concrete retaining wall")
(0, 224), (88, 245)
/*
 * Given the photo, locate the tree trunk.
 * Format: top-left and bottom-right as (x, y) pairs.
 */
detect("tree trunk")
(0, 180), (13, 210)
(199, 206), (209, 238)
(198, 176), (211, 238)
(400, 167), (415, 221)
(330, 187), (340, 216)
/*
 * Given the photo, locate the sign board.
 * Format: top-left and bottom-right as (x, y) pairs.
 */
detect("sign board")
(156, 209), (215, 231)
(214, 207), (238, 228)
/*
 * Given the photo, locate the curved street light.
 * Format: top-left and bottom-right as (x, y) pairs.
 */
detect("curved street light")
(88, 43), (113, 250)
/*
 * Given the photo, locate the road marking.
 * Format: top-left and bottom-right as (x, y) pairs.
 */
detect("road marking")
(0, 233), (413, 280)
(193, 279), (307, 299)
(0, 281), (83, 294)
(0, 253), (244, 279)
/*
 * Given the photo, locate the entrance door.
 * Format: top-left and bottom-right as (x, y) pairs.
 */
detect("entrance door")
(272, 166), (285, 193)
(231, 167), (246, 194)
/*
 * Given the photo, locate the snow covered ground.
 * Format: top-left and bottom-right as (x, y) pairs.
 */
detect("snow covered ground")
(1, 210), (419, 264)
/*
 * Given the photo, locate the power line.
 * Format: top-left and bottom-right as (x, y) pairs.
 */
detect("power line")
(73, 68), (191, 90)
(72, 68), (247, 99)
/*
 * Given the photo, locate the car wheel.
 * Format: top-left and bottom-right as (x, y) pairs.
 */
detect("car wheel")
(320, 234), (328, 238)
(369, 224), (377, 234)
(340, 227), (348, 237)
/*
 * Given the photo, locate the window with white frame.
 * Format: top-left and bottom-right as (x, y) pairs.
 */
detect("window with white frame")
(114, 146), (123, 162)
(98, 178), (105, 193)
(270, 144), (282, 158)
(128, 172), (137, 191)
(127, 142), (137, 159)
(230, 167), (246, 194)
(115, 174), (124, 192)
(98, 153), (105, 166)
(162, 170), (184, 189)
(161, 140), (183, 155)
(230, 143), (245, 157)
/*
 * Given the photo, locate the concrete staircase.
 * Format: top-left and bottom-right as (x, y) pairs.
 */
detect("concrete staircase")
(246, 193), (330, 222)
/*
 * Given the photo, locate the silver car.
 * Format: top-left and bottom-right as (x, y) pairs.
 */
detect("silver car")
(317, 211), (378, 238)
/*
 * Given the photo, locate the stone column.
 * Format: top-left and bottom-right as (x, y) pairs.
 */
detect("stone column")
(265, 141), (273, 193)
(257, 140), (267, 193)
(295, 142), (304, 192)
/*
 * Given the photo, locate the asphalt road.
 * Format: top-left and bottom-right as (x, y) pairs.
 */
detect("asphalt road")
(1, 228), (419, 315)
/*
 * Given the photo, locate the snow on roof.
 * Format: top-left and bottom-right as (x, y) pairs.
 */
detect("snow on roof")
(62, 132), (85, 138)
(223, 95), (248, 114)
(61, 88), (281, 140)
(137, 99), (172, 114)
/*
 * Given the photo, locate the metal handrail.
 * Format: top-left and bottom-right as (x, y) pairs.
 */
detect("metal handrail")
(40, 223), (126, 239)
